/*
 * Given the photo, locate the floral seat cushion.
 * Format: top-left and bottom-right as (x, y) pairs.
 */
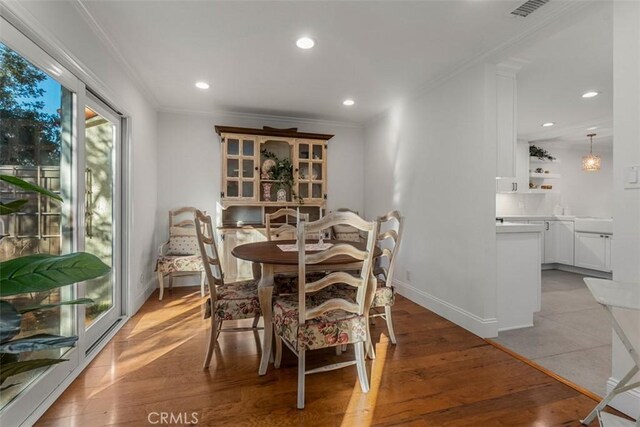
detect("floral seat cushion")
(324, 279), (395, 308)
(156, 255), (204, 274)
(273, 293), (366, 351)
(204, 280), (261, 321)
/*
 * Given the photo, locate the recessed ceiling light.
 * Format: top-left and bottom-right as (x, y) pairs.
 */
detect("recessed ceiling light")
(296, 37), (315, 49)
(587, 126), (598, 131)
(541, 122), (555, 127)
(582, 91), (599, 98)
(342, 99), (355, 106)
(195, 81), (210, 90)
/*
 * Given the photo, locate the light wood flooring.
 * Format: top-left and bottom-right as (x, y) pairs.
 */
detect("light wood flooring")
(36, 287), (626, 426)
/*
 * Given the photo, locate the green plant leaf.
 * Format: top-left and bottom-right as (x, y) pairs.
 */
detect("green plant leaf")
(0, 175), (63, 202)
(0, 301), (22, 344)
(18, 298), (95, 314)
(0, 358), (66, 384)
(0, 334), (78, 354)
(0, 253), (111, 297)
(0, 200), (29, 215)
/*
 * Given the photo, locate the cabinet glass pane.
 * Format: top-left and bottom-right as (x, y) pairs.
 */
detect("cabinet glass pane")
(227, 138), (239, 155)
(299, 163), (309, 180)
(312, 145), (323, 160)
(227, 158), (239, 177)
(243, 139), (254, 156)
(311, 163), (322, 180)
(242, 159), (254, 178)
(298, 183), (309, 199)
(227, 181), (239, 197)
(312, 183), (322, 199)
(242, 181), (253, 198)
(299, 144), (309, 159)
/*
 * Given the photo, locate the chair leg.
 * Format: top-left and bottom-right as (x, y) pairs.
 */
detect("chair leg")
(385, 306), (397, 344)
(168, 274), (174, 290)
(355, 342), (370, 393)
(157, 270), (164, 301)
(297, 349), (306, 409)
(252, 314), (260, 329)
(200, 272), (206, 297)
(274, 335), (283, 368)
(366, 321), (376, 360)
(203, 310), (219, 370)
(336, 345), (342, 356)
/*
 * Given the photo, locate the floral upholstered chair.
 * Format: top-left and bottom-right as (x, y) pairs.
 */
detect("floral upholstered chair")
(155, 207), (205, 301)
(370, 210), (404, 344)
(272, 211), (378, 408)
(194, 210), (262, 369)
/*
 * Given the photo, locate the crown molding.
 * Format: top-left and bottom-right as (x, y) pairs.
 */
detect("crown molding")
(158, 106), (364, 129)
(364, 0), (590, 128)
(72, 0), (159, 108)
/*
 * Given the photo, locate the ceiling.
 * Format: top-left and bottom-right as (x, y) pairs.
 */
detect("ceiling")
(80, 0), (583, 123)
(515, 1), (613, 146)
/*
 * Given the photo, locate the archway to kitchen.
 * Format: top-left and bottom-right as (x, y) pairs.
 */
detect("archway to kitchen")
(492, 1), (614, 399)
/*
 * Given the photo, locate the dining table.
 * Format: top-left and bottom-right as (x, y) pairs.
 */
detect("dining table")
(232, 239), (381, 375)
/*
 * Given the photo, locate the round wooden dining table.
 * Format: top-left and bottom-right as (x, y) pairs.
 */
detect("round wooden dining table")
(232, 239), (381, 375)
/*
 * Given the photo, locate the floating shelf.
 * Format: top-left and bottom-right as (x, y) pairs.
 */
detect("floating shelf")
(527, 189), (558, 194)
(529, 157), (561, 164)
(529, 173), (561, 179)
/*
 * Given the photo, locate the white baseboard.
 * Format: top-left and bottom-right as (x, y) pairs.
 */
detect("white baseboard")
(393, 279), (498, 338)
(606, 377), (640, 420)
(499, 322), (534, 332)
(543, 263), (613, 279)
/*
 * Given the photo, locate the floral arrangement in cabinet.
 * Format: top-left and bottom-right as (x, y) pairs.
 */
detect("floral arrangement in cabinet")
(260, 149), (302, 203)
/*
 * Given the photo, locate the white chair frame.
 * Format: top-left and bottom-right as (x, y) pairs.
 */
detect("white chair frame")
(194, 210), (262, 369)
(265, 208), (309, 241)
(273, 211), (378, 409)
(371, 210), (404, 344)
(156, 206), (206, 300)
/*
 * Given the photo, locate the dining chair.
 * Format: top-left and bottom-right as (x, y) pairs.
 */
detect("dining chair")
(155, 207), (205, 300)
(330, 208), (363, 242)
(266, 208), (309, 241)
(194, 210), (262, 370)
(370, 210), (404, 344)
(272, 211), (379, 408)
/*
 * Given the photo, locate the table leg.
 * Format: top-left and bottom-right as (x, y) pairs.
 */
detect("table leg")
(258, 263), (274, 376)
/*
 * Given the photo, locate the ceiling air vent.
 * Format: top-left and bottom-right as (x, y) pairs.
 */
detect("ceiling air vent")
(510, 0), (550, 17)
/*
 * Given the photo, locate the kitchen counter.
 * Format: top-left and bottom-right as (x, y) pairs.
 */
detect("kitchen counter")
(496, 222), (545, 233)
(497, 215), (576, 221)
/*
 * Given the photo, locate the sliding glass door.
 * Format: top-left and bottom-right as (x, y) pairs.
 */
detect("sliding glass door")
(0, 17), (125, 425)
(82, 98), (122, 347)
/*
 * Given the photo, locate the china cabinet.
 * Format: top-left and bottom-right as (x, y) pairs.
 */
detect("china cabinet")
(214, 125), (334, 281)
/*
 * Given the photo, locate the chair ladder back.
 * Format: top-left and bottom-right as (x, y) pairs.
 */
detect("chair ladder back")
(376, 210), (404, 288)
(296, 212), (378, 326)
(194, 210), (224, 300)
(266, 208), (309, 241)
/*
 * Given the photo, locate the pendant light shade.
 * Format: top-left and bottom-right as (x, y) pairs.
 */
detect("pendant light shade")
(582, 133), (601, 172)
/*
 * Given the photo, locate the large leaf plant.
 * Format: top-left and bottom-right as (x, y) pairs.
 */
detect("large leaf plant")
(0, 175), (110, 391)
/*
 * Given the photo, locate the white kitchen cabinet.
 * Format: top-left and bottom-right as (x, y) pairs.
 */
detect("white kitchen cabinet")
(575, 232), (612, 272)
(537, 220), (574, 265)
(496, 178), (519, 193)
(496, 72), (517, 179)
(555, 220), (575, 266)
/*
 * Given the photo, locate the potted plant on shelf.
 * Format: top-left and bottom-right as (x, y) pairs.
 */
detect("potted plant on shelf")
(530, 145), (556, 161)
(260, 149), (302, 204)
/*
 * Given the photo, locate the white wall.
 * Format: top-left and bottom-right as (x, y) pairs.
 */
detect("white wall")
(610, 1), (640, 418)
(5, 1), (159, 312)
(155, 110), (365, 241)
(497, 141), (613, 218)
(363, 63), (498, 337)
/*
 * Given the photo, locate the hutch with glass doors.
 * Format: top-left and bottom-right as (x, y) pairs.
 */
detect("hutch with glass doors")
(214, 126), (333, 281)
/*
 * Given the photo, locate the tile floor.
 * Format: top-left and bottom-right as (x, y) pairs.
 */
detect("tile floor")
(494, 269), (611, 396)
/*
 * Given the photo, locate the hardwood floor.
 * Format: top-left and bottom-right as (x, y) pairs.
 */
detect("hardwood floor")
(37, 288), (625, 426)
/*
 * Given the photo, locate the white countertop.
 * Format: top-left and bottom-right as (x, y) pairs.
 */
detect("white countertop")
(496, 222), (545, 233)
(497, 215), (575, 221)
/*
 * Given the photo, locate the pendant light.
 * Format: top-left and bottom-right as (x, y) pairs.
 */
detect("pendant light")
(582, 133), (601, 172)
